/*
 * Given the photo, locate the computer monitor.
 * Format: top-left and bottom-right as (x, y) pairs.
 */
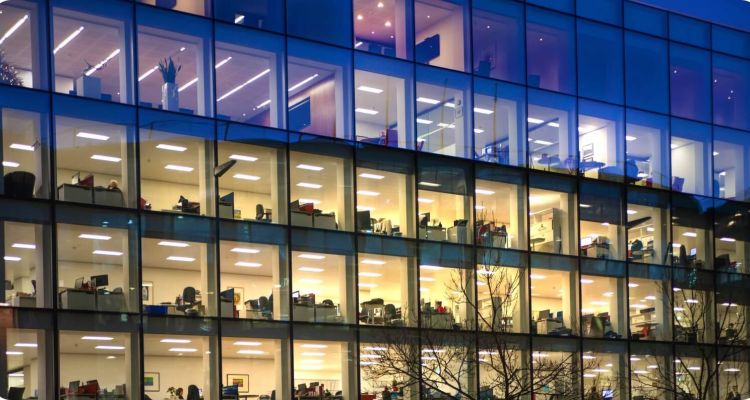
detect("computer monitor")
(220, 288), (234, 301)
(74, 277), (84, 289)
(297, 383), (307, 392)
(537, 309), (551, 320)
(602, 389), (614, 398)
(310, 382), (319, 388)
(292, 291), (300, 299)
(690, 247), (697, 256)
(219, 192), (235, 206)
(357, 210), (372, 231)
(419, 212), (430, 227)
(69, 381), (80, 392)
(90, 274), (108, 288)
(79, 174), (94, 187)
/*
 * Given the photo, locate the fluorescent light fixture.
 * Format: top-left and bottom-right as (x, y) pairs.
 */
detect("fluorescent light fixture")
(419, 277), (435, 282)
(359, 173), (384, 180)
(645, 295), (657, 300)
(628, 283), (639, 288)
(713, 151), (719, 156)
(167, 256), (195, 262)
(579, 204), (592, 208)
(533, 139), (553, 146)
(95, 345), (125, 350)
(91, 154), (121, 163)
(580, 278), (594, 284)
(79, 233), (111, 240)
(473, 107), (494, 115)
(357, 190), (380, 196)
(474, 128), (484, 134)
(354, 41), (363, 48)
(443, 102), (455, 108)
(359, 283), (377, 288)
(255, 99), (272, 109)
(165, 164), (194, 172)
(296, 164), (323, 171)
(416, 118), (433, 125)
(12, 243), (35, 249)
(235, 261), (262, 268)
(218, 68), (271, 101)
(720, 237), (737, 242)
(724, 368), (741, 373)
(626, 209), (638, 215)
(93, 250), (123, 256)
(529, 274), (546, 280)
(625, 135), (637, 141)
(548, 122), (560, 128)
(156, 143), (187, 152)
(670, 143), (678, 149)
(229, 154), (258, 162)
(416, 97), (441, 105)
(673, 287), (682, 292)
(299, 267), (324, 273)
(234, 341), (262, 346)
(6, 351), (23, 356)
(420, 265), (442, 270)
(417, 198), (434, 203)
(230, 247), (260, 254)
(603, 291), (614, 297)
(14, 342), (37, 347)
(2, 161), (19, 167)
(288, 73), (319, 93)
(361, 259), (386, 265)
(296, 182), (322, 189)
(686, 299), (699, 304)
(10, 143), (35, 151)
(355, 107), (379, 115)
(527, 117), (545, 124)
(300, 278), (322, 284)
(4, 256), (21, 262)
(298, 254), (325, 260)
(359, 272), (382, 277)
(437, 122), (455, 128)
(215, 56), (232, 69)
(160, 338), (191, 344)
(138, 65), (159, 81)
(298, 198), (320, 205)
(682, 232), (698, 237)
(52, 24), (83, 54)
(418, 181), (440, 187)
(687, 366), (701, 371)
(234, 15), (245, 24)
(168, 348), (197, 352)
(233, 173), (261, 181)
(85, 49), (121, 77)
(77, 132), (109, 141)
(358, 85), (383, 94)
(578, 125), (596, 133)
(237, 349), (265, 355)
(475, 188), (495, 195)
(158, 241), (189, 248)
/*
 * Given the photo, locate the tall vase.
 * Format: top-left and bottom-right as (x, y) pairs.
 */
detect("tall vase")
(161, 82), (179, 112)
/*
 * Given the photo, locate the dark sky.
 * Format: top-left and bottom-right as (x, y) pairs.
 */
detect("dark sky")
(636, 0), (750, 32)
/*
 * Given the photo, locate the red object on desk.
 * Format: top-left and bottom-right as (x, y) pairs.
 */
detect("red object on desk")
(361, 395), (376, 400)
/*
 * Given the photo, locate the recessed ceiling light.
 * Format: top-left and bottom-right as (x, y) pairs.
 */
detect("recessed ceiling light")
(3, 161), (19, 167)
(233, 173), (261, 181)
(302, 351), (326, 356)
(229, 154), (258, 162)
(301, 344), (328, 349)
(357, 85), (383, 94)
(14, 342), (37, 347)
(359, 272), (382, 277)
(298, 254), (325, 260)
(92, 250), (123, 256)
(4, 256), (21, 262)
(417, 198), (434, 203)
(627, 209), (638, 215)
(377, 1), (384, 8)
(720, 237), (737, 242)
(416, 118), (433, 125)
(77, 132), (109, 141)
(231, 247), (260, 254)
(95, 345), (125, 350)
(79, 233), (111, 240)
(296, 182), (322, 189)
(475, 188), (495, 195)
(533, 139), (553, 146)
(682, 232), (698, 237)
(167, 256), (195, 262)
(416, 97), (441, 105)
(580, 278), (594, 284)
(384, 20), (392, 27)
(165, 164), (194, 172)
(473, 107), (494, 115)
(91, 154), (121, 163)
(218, 68), (271, 102)
(625, 135), (637, 141)
(361, 259), (386, 265)
(168, 347), (197, 352)
(234, 341), (262, 346)
(237, 349), (265, 355)
(160, 338), (192, 344)
(357, 190), (380, 196)
(357, 14), (363, 20)
(299, 267), (325, 273)
(235, 261), (262, 268)
(359, 173), (384, 180)
(12, 243), (35, 249)
(355, 107), (379, 115)
(289, 74), (319, 93)
(296, 164), (324, 171)
(6, 351), (23, 356)
(419, 265), (443, 271)
(529, 274), (546, 280)
(10, 143), (35, 151)
(158, 241), (189, 248)
(418, 181), (440, 187)
(156, 143), (187, 152)
(52, 25), (83, 54)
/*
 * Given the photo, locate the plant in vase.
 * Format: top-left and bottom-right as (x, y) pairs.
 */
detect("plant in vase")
(76, 60), (103, 99)
(0, 49), (23, 86)
(158, 56), (181, 112)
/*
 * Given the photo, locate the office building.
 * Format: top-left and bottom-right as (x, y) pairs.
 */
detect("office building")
(0, 0), (749, 399)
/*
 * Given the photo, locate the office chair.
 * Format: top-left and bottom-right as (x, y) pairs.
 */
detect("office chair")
(322, 299), (334, 307)
(256, 204), (265, 220)
(177, 287), (198, 315)
(384, 304), (397, 321)
(7, 387), (24, 400)
(4, 171), (35, 198)
(187, 385), (200, 400)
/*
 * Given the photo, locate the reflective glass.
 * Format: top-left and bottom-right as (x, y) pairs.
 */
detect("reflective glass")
(526, 8), (575, 95)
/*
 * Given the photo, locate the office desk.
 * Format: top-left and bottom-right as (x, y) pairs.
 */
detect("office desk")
(60, 289), (97, 310)
(58, 184), (124, 207)
(537, 319), (564, 334)
(294, 304), (338, 323)
(98, 292), (126, 312)
(420, 226), (446, 241)
(9, 294), (36, 307)
(421, 313), (454, 329)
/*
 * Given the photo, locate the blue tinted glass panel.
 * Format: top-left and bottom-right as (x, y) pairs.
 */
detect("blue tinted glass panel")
(625, 32), (668, 114)
(713, 54), (750, 131)
(414, 0), (469, 72)
(714, 127), (750, 202)
(473, 78), (526, 167)
(286, 0), (352, 47)
(577, 21), (623, 104)
(670, 44), (711, 123)
(626, 109), (670, 190)
(353, 0), (412, 59)
(669, 14), (710, 48)
(526, 0), (573, 14)
(671, 118), (712, 197)
(528, 89), (577, 174)
(526, 8), (575, 95)
(472, 0), (524, 84)
(214, 0), (284, 33)
(578, 100), (625, 182)
(576, 0), (622, 25)
(712, 26), (750, 59)
(624, 2), (667, 37)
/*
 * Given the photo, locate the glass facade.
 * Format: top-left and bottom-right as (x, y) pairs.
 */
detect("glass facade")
(0, 1), (750, 399)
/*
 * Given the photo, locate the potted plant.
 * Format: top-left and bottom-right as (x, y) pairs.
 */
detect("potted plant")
(0, 49), (23, 86)
(76, 60), (102, 99)
(158, 56), (181, 111)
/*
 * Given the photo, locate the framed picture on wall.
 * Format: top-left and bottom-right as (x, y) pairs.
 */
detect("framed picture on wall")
(144, 372), (160, 392)
(228, 287), (244, 306)
(226, 374), (250, 393)
(142, 281), (154, 305)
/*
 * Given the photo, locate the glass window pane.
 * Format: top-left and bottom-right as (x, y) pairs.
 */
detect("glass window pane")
(473, 78), (526, 167)
(221, 335), (289, 398)
(419, 253), (475, 331)
(526, 8), (575, 95)
(287, 40), (352, 140)
(4, 325), (53, 398)
(630, 342), (672, 398)
(293, 336), (357, 399)
(716, 273), (750, 345)
(415, 66), (471, 158)
(629, 265), (672, 341)
(291, 249), (355, 324)
(531, 338), (581, 398)
(528, 90), (577, 175)
(576, 0), (622, 25)
(530, 256), (578, 335)
(670, 44), (711, 123)
(713, 54), (750, 131)
(471, 0), (524, 84)
(627, 188), (671, 266)
(286, 0), (351, 47)
(625, 109), (670, 189)
(475, 165), (526, 251)
(581, 274), (628, 338)
(420, 333), (476, 397)
(414, 0), (468, 72)
(669, 14), (710, 48)
(623, 2), (667, 37)
(358, 252), (418, 327)
(712, 25), (750, 59)
(214, 0), (284, 33)
(52, 1), (132, 104)
(529, 175), (578, 256)
(354, 53), (414, 149)
(138, 0), (210, 16)
(143, 332), (216, 397)
(2, 218), (50, 309)
(417, 156), (473, 244)
(353, 0), (412, 60)
(359, 329), (420, 397)
(0, 0), (47, 89)
(577, 21), (623, 104)
(625, 32), (668, 114)
(579, 181), (625, 260)
(671, 119), (712, 197)
(713, 127), (750, 202)
(582, 342), (628, 399)
(578, 100), (625, 182)
(54, 98), (137, 208)
(477, 262), (528, 333)
(713, 200), (750, 275)
(215, 24), (285, 128)
(526, 0), (573, 13)
(673, 269), (714, 344)
(671, 194), (713, 270)
(137, 7), (212, 116)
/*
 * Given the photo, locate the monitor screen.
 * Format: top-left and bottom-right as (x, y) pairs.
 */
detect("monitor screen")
(90, 274), (109, 288)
